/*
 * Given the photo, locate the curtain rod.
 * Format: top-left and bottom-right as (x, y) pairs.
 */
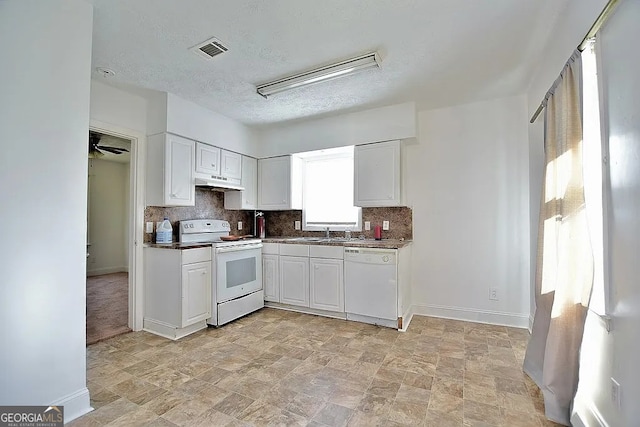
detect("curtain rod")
(529, 0), (619, 124)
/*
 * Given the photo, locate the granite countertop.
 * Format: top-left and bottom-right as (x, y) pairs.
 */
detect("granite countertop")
(145, 238), (412, 250)
(262, 237), (412, 249)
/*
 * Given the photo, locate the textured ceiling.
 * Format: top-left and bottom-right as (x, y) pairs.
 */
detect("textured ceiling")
(89, 0), (568, 126)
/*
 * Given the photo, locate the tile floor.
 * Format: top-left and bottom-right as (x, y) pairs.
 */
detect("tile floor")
(87, 272), (130, 345)
(71, 308), (558, 427)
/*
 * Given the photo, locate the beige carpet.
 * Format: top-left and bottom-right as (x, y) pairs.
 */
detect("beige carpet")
(87, 272), (130, 345)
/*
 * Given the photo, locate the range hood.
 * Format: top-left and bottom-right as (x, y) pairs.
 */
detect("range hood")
(195, 177), (244, 191)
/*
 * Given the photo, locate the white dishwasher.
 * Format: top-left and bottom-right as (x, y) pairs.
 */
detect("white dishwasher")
(344, 247), (397, 328)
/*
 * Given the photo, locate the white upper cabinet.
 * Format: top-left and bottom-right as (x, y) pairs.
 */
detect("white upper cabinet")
(224, 155), (258, 210)
(195, 142), (242, 185)
(195, 143), (220, 176)
(258, 156), (302, 210)
(354, 140), (402, 207)
(146, 133), (195, 207)
(221, 150), (242, 181)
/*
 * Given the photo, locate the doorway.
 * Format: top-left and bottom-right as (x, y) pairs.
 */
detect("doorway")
(86, 132), (131, 343)
(86, 121), (145, 344)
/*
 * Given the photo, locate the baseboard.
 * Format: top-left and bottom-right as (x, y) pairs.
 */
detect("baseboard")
(52, 387), (92, 424)
(87, 266), (128, 277)
(399, 305), (414, 332)
(571, 403), (610, 427)
(411, 304), (529, 328)
(264, 302), (347, 321)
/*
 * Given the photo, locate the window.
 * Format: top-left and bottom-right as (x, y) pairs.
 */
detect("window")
(298, 146), (362, 231)
(581, 38), (607, 316)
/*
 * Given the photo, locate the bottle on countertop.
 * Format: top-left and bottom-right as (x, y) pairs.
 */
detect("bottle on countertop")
(374, 225), (382, 240)
(156, 217), (173, 243)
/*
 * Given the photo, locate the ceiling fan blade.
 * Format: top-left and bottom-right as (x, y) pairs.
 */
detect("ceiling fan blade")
(97, 145), (128, 154)
(88, 148), (105, 158)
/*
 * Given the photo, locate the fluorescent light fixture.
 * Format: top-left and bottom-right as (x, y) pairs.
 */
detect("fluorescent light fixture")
(256, 52), (381, 98)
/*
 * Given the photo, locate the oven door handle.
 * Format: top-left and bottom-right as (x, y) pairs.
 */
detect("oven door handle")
(215, 243), (263, 254)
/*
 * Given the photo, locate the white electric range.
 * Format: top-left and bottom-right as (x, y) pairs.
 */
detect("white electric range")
(179, 219), (264, 326)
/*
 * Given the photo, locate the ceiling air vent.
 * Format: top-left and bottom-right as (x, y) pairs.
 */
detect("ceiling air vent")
(190, 37), (228, 60)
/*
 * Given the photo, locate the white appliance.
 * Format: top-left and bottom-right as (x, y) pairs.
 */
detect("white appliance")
(179, 219), (263, 326)
(344, 247), (398, 328)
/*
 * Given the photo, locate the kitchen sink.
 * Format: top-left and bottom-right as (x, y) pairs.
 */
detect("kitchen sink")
(285, 237), (353, 243)
(286, 237), (325, 242)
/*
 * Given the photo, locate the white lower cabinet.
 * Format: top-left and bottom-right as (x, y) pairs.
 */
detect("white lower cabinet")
(310, 258), (344, 312)
(279, 256), (309, 307)
(143, 247), (212, 340)
(265, 243), (344, 313)
(181, 261), (212, 325)
(262, 254), (279, 302)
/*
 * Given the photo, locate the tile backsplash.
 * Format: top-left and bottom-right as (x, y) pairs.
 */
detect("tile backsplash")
(145, 193), (413, 243)
(264, 207), (412, 240)
(144, 189), (253, 243)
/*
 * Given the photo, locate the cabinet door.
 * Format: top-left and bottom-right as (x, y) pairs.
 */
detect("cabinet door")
(258, 156), (291, 210)
(279, 256), (309, 307)
(181, 261), (212, 326)
(354, 140), (401, 207)
(196, 143), (221, 175)
(221, 150), (242, 181)
(166, 135), (195, 206)
(223, 155), (257, 210)
(310, 258), (344, 312)
(262, 254), (279, 302)
(241, 156), (258, 209)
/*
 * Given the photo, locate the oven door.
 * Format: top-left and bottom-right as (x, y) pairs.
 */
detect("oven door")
(215, 243), (263, 303)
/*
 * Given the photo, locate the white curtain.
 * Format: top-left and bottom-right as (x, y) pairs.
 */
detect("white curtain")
(524, 50), (594, 425)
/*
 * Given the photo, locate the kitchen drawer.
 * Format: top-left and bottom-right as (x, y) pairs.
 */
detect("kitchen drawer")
(262, 242), (279, 255)
(181, 247), (212, 264)
(279, 244), (309, 257)
(309, 245), (344, 259)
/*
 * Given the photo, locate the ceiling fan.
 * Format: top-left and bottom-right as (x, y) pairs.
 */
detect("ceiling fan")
(88, 132), (129, 158)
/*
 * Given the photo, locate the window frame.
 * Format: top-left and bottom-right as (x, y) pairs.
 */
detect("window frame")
(299, 147), (362, 232)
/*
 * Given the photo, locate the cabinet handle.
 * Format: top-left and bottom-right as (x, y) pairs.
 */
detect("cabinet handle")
(201, 271), (206, 275)
(388, 195), (392, 199)
(315, 266), (319, 270)
(171, 193), (177, 197)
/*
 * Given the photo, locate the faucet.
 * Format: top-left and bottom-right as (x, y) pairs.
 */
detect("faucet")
(325, 227), (330, 239)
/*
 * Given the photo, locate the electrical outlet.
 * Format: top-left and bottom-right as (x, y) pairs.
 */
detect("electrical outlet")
(382, 220), (390, 230)
(145, 222), (154, 233)
(365, 221), (371, 231)
(294, 220), (301, 230)
(238, 221), (243, 231)
(611, 378), (621, 410)
(489, 287), (498, 301)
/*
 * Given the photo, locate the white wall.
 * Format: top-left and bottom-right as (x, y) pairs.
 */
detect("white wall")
(164, 93), (259, 157)
(90, 80), (148, 133)
(573, 1), (640, 426)
(258, 102), (417, 158)
(0, 0), (93, 421)
(255, 97), (529, 327)
(87, 159), (129, 276)
(406, 96), (531, 327)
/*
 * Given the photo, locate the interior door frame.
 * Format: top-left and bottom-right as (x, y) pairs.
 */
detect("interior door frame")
(89, 119), (146, 331)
